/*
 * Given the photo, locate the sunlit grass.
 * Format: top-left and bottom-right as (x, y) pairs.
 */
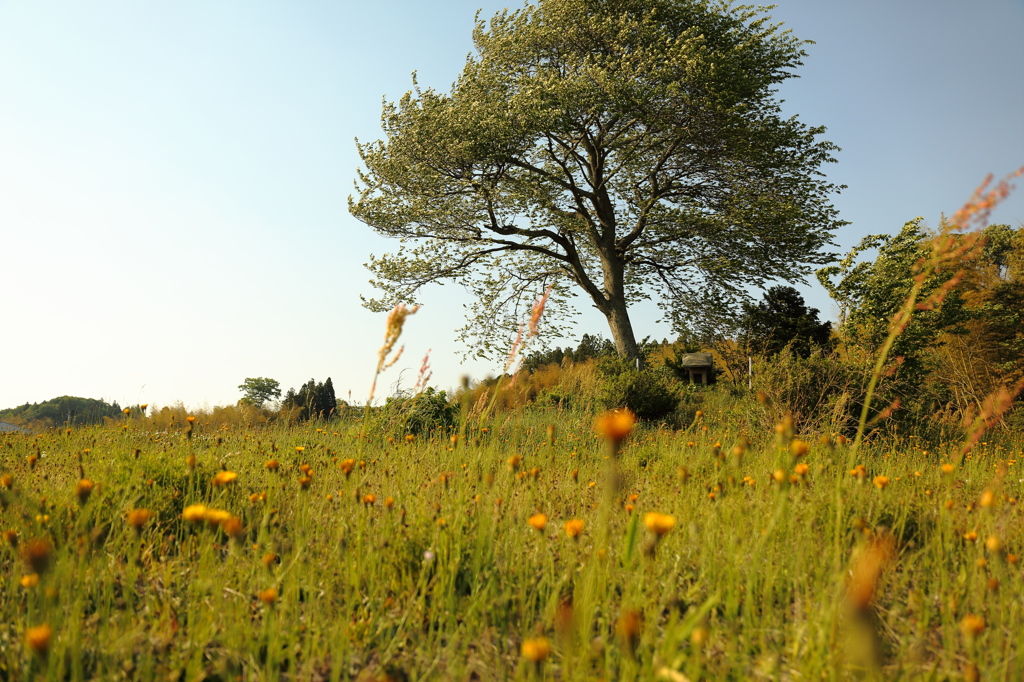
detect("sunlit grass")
(1, 410), (1022, 680)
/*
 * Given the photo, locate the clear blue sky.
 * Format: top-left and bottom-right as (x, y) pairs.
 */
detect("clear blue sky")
(1, 1), (1022, 411)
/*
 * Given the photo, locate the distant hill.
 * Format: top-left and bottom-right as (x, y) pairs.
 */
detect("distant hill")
(0, 396), (123, 428)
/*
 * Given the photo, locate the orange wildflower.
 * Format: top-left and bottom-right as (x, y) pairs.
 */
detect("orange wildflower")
(595, 408), (636, 444)
(212, 471), (238, 487)
(564, 519), (584, 539)
(127, 508), (152, 530)
(182, 504), (207, 522)
(24, 624), (52, 657)
(960, 614), (985, 639)
(75, 479), (94, 504)
(643, 512), (676, 537)
(521, 637), (550, 663)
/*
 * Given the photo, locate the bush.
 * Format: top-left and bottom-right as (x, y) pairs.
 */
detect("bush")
(750, 348), (872, 436)
(384, 388), (458, 436)
(597, 358), (679, 421)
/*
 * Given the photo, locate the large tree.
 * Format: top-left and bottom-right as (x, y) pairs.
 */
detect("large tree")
(741, 285), (832, 359)
(351, 0), (843, 362)
(238, 377), (282, 409)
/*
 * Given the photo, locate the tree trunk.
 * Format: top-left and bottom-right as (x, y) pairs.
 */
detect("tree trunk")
(605, 295), (640, 365)
(595, 239), (641, 366)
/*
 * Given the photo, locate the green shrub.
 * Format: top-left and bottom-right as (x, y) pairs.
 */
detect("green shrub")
(597, 357), (679, 421)
(383, 387), (458, 436)
(750, 347), (872, 435)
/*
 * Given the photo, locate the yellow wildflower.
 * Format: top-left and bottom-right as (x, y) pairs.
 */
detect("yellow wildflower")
(212, 471), (238, 487)
(643, 512), (676, 537)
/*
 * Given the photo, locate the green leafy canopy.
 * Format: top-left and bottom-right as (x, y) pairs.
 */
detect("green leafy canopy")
(351, 0), (844, 360)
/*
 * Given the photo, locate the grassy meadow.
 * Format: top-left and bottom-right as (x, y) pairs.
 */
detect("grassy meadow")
(2, 402), (1023, 681)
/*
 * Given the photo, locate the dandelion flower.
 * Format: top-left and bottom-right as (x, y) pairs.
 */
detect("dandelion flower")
(941, 463), (955, 475)
(564, 519), (584, 539)
(339, 459), (356, 476)
(258, 587), (278, 605)
(75, 479), (94, 504)
(265, 459), (280, 471)
(1, 473), (12, 489)
(20, 573), (39, 588)
(182, 504), (208, 522)
(204, 508), (232, 526)
(521, 637), (550, 663)
(790, 440), (810, 458)
(362, 494), (376, 506)
(960, 614), (985, 639)
(127, 508), (152, 530)
(595, 408), (636, 443)
(21, 538), (54, 574)
(528, 513), (547, 531)
(24, 624), (52, 657)
(794, 463), (809, 477)
(212, 471), (238, 487)
(872, 475), (890, 489)
(615, 609), (642, 653)
(643, 512), (676, 537)
(222, 516), (245, 539)
(979, 490), (995, 508)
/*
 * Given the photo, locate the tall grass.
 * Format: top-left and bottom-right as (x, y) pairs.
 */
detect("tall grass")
(1, 407), (1022, 679)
